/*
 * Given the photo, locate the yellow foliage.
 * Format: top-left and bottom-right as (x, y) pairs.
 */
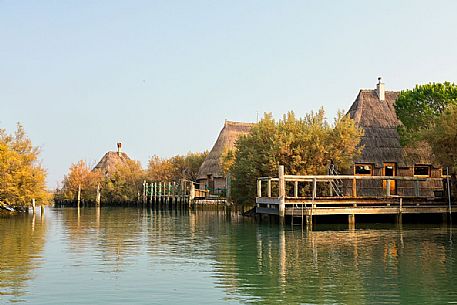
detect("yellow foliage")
(0, 124), (48, 208)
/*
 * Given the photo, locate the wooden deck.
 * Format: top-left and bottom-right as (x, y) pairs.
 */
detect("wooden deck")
(255, 166), (453, 223)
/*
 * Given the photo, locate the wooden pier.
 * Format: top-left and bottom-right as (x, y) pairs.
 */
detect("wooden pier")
(256, 166), (453, 224)
(141, 179), (196, 206)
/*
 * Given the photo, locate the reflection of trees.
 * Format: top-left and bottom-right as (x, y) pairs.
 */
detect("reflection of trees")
(212, 224), (456, 304)
(60, 207), (143, 271)
(0, 212), (47, 302)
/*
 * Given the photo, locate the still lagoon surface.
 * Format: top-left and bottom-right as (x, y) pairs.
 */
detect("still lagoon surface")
(1, 207), (457, 304)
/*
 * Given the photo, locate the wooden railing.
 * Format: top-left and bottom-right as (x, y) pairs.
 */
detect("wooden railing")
(257, 169), (445, 199)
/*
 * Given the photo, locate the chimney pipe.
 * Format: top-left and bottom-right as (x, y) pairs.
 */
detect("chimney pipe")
(117, 143), (122, 156)
(376, 77), (385, 101)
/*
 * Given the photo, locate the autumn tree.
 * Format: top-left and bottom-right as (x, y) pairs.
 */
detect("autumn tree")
(102, 159), (144, 203)
(169, 151), (208, 181)
(146, 151), (208, 181)
(226, 110), (363, 205)
(0, 124), (48, 209)
(145, 155), (174, 181)
(60, 160), (102, 201)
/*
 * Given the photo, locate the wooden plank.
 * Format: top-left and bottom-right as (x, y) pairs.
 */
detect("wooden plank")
(256, 197), (280, 205)
(256, 207), (279, 215)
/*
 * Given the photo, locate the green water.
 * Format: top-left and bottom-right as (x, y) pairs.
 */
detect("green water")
(1, 207), (456, 304)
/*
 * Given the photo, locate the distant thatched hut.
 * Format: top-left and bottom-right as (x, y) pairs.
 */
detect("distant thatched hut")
(347, 78), (442, 196)
(93, 143), (132, 177)
(197, 121), (254, 195)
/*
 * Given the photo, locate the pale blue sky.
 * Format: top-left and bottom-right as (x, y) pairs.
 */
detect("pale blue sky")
(1, 0), (457, 188)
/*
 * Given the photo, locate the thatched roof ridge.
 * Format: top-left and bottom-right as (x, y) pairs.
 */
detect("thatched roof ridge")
(93, 151), (132, 176)
(348, 89), (435, 167)
(197, 120), (254, 180)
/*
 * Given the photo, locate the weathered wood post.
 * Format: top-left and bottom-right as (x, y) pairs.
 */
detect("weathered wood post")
(32, 198), (36, 214)
(397, 197), (403, 224)
(190, 183), (196, 205)
(226, 174), (231, 200)
(414, 180), (420, 197)
(77, 184), (81, 207)
(352, 178), (357, 198)
(257, 179), (262, 198)
(142, 181), (146, 204)
(149, 183), (153, 204)
(96, 183), (101, 205)
(168, 182), (172, 204)
(294, 181), (298, 198)
(267, 178), (272, 197)
(386, 179), (391, 197)
(278, 165), (286, 221)
(154, 182), (157, 203)
(312, 178), (317, 208)
(348, 214), (355, 229)
(159, 182), (162, 204)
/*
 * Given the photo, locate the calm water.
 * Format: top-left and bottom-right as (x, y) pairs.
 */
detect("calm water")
(1, 207), (456, 305)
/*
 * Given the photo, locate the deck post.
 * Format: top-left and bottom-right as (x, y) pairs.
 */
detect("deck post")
(414, 180), (420, 197)
(168, 181), (171, 202)
(278, 165), (286, 220)
(386, 179), (391, 197)
(257, 179), (262, 198)
(348, 214), (355, 228)
(294, 181), (298, 198)
(352, 178), (357, 198)
(267, 178), (272, 197)
(190, 183), (195, 204)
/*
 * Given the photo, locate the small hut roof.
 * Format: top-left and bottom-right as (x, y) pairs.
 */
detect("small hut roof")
(198, 121), (254, 180)
(348, 89), (434, 167)
(93, 151), (132, 176)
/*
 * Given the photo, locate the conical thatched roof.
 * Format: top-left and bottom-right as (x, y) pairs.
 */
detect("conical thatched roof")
(93, 144), (132, 176)
(348, 88), (434, 167)
(348, 89), (402, 167)
(198, 121), (254, 180)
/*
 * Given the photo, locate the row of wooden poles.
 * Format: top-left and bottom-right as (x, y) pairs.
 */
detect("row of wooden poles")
(141, 180), (196, 205)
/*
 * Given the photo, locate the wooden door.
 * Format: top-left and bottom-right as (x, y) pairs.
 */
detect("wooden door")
(383, 163), (397, 195)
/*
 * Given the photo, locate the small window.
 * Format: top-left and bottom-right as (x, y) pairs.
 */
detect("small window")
(355, 164), (373, 175)
(414, 165), (430, 177)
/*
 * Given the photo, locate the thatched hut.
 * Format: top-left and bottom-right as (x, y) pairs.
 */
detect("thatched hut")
(93, 143), (132, 177)
(197, 120), (254, 195)
(346, 78), (442, 196)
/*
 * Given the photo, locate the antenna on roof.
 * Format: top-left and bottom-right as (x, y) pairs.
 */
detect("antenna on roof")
(376, 77), (385, 102)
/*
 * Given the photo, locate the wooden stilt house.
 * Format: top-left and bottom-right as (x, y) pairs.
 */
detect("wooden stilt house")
(346, 78), (442, 197)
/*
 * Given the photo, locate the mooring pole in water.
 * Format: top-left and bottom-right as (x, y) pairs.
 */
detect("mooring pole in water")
(77, 184), (81, 207)
(96, 183), (101, 206)
(32, 198), (36, 214)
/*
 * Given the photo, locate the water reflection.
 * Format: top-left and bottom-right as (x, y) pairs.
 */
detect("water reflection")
(0, 211), (47, 303)
(1, 207), (456, 304)
(213, 223), (457, 304)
